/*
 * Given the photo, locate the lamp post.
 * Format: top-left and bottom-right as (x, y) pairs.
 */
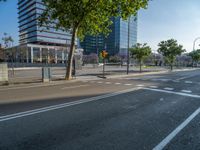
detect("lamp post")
(127, 16), (130, 75)
(193, 37), (200, 51)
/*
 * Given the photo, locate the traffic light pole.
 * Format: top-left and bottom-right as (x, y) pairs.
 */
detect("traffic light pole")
(103, 58), (105, 78)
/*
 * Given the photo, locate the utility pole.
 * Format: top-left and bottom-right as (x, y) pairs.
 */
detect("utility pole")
(127, 16), (130, 75)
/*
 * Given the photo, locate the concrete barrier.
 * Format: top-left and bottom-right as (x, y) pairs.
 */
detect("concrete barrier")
(0, 63), (9, 85)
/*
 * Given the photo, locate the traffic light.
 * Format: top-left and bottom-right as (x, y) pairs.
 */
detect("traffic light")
(101, 50), (108, 58)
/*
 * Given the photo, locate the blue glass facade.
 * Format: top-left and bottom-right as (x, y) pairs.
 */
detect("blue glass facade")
(18, 0), (72, 46)
(80, 15), (137, 56)
(80, 35), (105, 55)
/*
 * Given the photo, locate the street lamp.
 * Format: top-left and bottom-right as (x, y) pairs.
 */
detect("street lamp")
(193, 37), (200, 51)
(127, 16), (130, 75)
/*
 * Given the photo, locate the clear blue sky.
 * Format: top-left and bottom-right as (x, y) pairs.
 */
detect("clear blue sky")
(0, 0), (200, 52)
(138, 0), (200, 52)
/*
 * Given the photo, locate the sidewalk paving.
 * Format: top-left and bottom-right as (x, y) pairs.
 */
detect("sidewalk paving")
(1, 66), (199, 88)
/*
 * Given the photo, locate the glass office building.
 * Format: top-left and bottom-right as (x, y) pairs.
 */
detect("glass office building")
(80, 35), (105, 55)
(18, 0), (72, 46)
(80, 15), (137, 56)
(17, 0), (77, 63)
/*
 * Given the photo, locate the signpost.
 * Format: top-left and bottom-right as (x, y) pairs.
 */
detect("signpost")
(101, 50), (108, 78)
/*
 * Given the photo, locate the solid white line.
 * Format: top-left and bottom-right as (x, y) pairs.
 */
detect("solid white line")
(153, 107), (200, 150)
(0, 87), (142, 122)
(61, 84), (89, 90)
(144, 88), (200, 98)
(164, 88), (174, 91)
(181, 90), (192, 93)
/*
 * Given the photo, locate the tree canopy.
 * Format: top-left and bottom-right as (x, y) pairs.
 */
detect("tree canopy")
(130, 43), (151, 72)
(158, 39), (185, 70)
(189, 49), (200, 65)
(40, 0), (149, 79)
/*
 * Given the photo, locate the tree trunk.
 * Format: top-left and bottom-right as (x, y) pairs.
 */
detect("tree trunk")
(65, 27), (77, 80)
(170, 64), (173, 71)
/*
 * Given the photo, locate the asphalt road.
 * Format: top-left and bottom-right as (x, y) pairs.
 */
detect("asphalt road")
(0, 69), (200, 150)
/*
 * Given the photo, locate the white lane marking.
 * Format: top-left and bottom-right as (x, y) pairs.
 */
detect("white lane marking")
(185, 81), (193, 84)
(61, 84), (89, 90)
(144, 88), (200, 98)
(172, 80), (180, 83)
(0, 87), (142, 122)
(105, 82), (111, 84)
(149, 86), (158, 88)
(124, 84), (132, 86)
(151, 79), (171, 82)
(115, 83), (121, 85)
(97, 81), (103, 84)
(137, 84), (145, 87)
(181, 90), (192, 93)
(164, 88), (174, 91)
(153, 107), (200, 150)
(176, 75), (195, 81)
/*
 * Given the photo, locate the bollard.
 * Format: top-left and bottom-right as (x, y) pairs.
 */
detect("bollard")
(42, 67), (51, 82)
(0, 63), (9, 85)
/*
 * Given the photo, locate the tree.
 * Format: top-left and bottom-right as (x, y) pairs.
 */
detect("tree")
(158, 39), (185, 70)
(130, 43), (151, 72)
(189, 49), (200, 67)
(0, 44), (4, 62)
(40, 0), (149, 80)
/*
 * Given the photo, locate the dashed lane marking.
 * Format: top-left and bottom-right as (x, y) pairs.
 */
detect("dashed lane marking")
(185, 81), (193, 84)
(181, 90), (192, 93)
(124, 84), (132, 86)
(172, 80), (180, 83)
(115, 83), (121, 85)
(137, 84), (145, 87)
(61, 85), (89, 90)
(105, 82), (111, 84)
(164, 88), (174, 91)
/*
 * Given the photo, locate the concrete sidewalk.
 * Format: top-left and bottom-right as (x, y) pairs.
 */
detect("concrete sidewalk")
(0, 66), (198, 89)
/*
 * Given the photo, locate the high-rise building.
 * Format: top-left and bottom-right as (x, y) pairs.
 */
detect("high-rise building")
(80, 15), (137, 56)
(18, 0), (72, 46)
(17, 0), (74, 63)
(80, 35), (105, 55)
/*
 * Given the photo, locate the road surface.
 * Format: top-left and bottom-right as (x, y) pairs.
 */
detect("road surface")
(0, 69), (200, 150)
